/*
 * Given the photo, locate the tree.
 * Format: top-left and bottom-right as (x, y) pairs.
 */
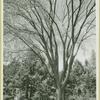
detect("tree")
(3, 59), (21, 99)
(90, 50), (96, 68)
(64, 58), (96, 99)
(21, 50), (56, 100)
(4, 0), (96, 100)
(84, 50), (96, 97)
(19, 51), (49, 100)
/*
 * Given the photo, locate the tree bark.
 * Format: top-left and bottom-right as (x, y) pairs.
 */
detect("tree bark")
(56, 87), (65, 100)
(25, 85), (29, 99)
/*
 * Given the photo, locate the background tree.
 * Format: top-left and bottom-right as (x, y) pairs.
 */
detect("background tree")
(4, 0), (96, 100)
(4, 54), (96, 100)
(4, 50), (56, 100)
(3, 59), (21, 100)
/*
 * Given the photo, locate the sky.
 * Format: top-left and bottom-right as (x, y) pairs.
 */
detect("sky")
(4, 29), (96, 71)
(58, 36), (96, 71)
(4, 0), (96, 71)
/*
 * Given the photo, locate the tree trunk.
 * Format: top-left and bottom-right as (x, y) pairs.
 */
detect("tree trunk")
(25, 85), (29, 99)
(29, 86), (32, 100)
(56, 87), (65, 100)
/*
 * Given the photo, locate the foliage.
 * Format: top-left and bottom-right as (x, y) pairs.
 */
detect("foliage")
(4, 0), (96, 99)
(3, 51), (96, 100)
(65, 51), (96, 99)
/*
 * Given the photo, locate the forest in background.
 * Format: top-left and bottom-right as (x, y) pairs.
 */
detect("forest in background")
(3, 50), (96, 100)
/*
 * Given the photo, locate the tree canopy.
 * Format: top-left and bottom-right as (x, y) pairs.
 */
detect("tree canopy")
(4, 0), (96, 100)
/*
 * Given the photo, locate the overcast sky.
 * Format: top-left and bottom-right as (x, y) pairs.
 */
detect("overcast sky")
(4, 0), (96, 71)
